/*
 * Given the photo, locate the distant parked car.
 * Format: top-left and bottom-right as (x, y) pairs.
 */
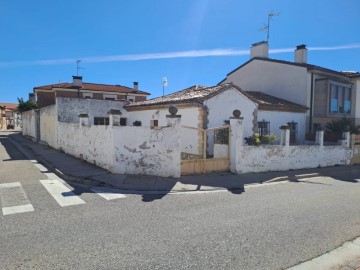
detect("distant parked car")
(7, 119), (15, 129)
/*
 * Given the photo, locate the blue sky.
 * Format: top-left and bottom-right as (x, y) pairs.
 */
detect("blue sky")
(1, 0), (360, 103)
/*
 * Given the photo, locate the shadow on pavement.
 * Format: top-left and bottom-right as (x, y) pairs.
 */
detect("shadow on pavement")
(0, 135), (28, 161)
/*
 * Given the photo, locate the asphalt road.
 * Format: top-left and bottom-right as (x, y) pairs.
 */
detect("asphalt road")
(1, 131), (360, 269)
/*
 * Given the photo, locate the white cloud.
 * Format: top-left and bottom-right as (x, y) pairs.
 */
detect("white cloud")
(0, 44), (360, 67)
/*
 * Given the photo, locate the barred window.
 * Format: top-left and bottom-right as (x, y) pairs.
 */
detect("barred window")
(258, 121), (270, 137)
(94, 117), (109, 125)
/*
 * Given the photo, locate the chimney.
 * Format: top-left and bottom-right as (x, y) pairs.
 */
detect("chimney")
(250, 41), (269, 59)
(72, 76), (83, 87)
(294, 44), (307, 64)
(133, 82), (138, 91)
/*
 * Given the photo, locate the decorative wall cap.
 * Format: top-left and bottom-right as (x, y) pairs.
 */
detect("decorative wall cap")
(108, 109), (122, 115)
(169, 105), (178, 116)
(166, 114), (181, 118)
(232, 109), (241, 118)
(280, 124), (290, 130)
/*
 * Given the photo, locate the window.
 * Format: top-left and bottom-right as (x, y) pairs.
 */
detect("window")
(94, 117), (109, 125)
(83, 93), (93, 99)
(329, 83), (351, 114)
(103, 94), (117, 100)
(120, 118), (127, 126)
(150, 120), (159, 129)
(288, 121), (298, 145)
(257, 121), (270, 137)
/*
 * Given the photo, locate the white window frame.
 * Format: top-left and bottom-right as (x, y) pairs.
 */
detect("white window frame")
(83, 92), (93, 99)
(104, 94), (117, 100)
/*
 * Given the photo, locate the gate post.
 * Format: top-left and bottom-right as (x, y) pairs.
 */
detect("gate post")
(229, 110), (243, 173)
(166, 106), (181, 178)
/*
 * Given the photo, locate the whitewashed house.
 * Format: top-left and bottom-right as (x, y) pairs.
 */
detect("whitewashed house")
(124, 83), (308, 146)
(219, 41), (360, 132)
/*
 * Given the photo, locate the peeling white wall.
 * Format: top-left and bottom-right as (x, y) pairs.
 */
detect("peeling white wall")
(21, 110), (37, 140)
(125, 107), (201, 156)
(112, 123), (181, 177)
(229, 118), (352, 174)
(236, 145), (352, 173)
(40, 105), (57, 148)
(56, 118), (181, 178)
(56, 97), (125, 124)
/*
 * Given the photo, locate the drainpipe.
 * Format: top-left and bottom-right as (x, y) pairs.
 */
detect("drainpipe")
(309, 72), (314, 132)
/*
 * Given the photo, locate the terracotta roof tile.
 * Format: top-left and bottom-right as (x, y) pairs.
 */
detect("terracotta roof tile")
(0, 103), (18, 110)
(125, 84), (232, 108)
(34, 82), (150, 95)
(246, 91), (308, 112)
(126, 83), (308, 113)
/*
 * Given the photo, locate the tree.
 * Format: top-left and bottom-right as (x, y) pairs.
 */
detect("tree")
(17, 97), (37, 112)
(325, 118), (360, 135)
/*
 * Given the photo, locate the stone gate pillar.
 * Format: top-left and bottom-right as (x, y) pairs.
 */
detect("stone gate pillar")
(229, 110), (243, 174)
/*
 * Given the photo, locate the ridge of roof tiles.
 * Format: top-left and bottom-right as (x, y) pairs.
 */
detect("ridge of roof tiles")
(125, 84), (232, 108)
(34, 82), (150, 95)
(126, 83), (308, 113)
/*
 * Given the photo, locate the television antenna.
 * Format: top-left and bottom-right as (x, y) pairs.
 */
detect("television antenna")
(259, 11), (280, 43)
(162, 77), (168, 97)
(76, 59), (86, 76)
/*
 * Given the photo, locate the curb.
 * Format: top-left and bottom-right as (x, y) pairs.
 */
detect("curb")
(8, 136), (103, 187)
(288, 236), (360, 270)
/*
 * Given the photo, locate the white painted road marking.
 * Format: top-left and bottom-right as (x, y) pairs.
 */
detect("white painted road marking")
(90, 187), (127, 200)
(2, 204), (34, 216)
(0, 182), (34, 216)
(40, 180), (85, 207)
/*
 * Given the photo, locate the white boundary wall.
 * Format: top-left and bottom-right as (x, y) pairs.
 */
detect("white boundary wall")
(40, 105), (57, 148)
(238, 145), (352, 173)
(22, 110), (38, 140)
(230, 118), (352, 174)
(56, 116), (181, 178)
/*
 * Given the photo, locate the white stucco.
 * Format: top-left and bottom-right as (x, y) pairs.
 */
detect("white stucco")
(58, 123), (114, 170)
(224, 60), (309, 106)
(257, 111), (307, 143)
(229, 118), (352, 174)
(21, 110), (38, 140)
(124, 106), (201, 156)
(236, 145), (352, 173)
(204, 87), (256, 137)
(56, 116), (181, 178)
(112, 118), (181, 177)
(56, 97), (125, 124)
(40, 105), (57, 148)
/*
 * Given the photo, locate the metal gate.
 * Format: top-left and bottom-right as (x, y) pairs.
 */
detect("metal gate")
(180, 125), (230, 175)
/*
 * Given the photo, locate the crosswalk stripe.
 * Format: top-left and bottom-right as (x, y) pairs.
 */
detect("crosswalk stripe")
(3, 204), (34, 216)
(0, 182), (34, 216)
(90, 187), (127, 200)
(40, 180), (85, 207)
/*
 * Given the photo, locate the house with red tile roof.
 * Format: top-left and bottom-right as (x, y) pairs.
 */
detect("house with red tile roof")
(124, 83), (308, 151)
(219, 41), (360, 132)
(0, 102), (19, 129)
(33, 76), (150, 108)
